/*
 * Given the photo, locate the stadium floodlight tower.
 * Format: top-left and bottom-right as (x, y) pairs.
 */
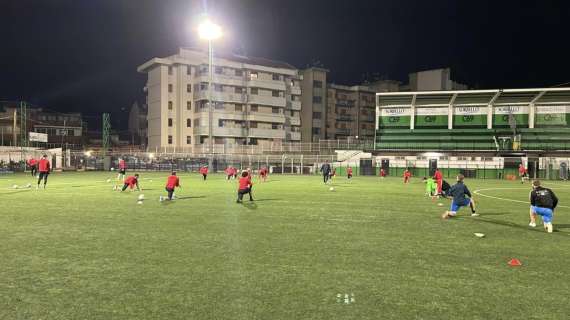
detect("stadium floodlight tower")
(198, 18), (222, 169)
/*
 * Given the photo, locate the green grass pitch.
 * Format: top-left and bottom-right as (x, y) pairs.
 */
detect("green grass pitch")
(1, 172), (569, 319)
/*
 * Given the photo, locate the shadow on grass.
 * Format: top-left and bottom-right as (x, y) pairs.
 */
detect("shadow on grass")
(242, 201), (257, 210)
(249, 198), (281, 202)
(475, 211), (513, 216)
(472, 217), (570, 236)
(555, 224), (570, 229)
(176, 196), (206, 200)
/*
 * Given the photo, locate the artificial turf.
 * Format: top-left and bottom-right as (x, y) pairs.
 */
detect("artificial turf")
(0, 172), (569, 319)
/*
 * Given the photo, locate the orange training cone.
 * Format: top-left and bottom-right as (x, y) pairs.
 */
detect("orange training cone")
(508, 258), (522, 267)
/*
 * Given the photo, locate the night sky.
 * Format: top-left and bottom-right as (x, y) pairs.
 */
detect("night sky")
(1, 0), (569, 127)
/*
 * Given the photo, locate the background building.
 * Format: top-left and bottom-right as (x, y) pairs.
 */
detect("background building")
(300, 67), (328, 142)
(138, 47), (302, 152)
(326, 84), (376, 140)
(406, 68), (468, 91)
(128, 101), (148, 146)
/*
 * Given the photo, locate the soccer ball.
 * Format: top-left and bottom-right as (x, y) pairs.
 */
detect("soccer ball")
(138, 194), (145, 200)
(137, 200), (143, 205)
(329, 187), (335, 191)
(110, 168), (115, 171)
(106, 179), (111, 183)
(438, 203), (443, 207)
(25, 183), (31, 188)
(159, 196), (164, 202)
(12, 184), (18, 189)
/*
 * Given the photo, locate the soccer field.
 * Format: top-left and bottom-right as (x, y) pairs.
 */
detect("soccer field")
(1, 172), (569, 319)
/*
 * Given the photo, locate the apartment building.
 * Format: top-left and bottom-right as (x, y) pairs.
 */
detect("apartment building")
(326, 84), (376, 140)
(137, 48), (302, 152)
(300, 67), (328, 142)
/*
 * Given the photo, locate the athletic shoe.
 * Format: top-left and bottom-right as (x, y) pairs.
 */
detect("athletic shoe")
(471, 213), (480, 217)
(529, 222), (536, 228)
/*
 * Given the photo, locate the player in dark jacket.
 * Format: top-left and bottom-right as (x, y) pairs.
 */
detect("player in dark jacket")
(441, 174), (477, 219)
(529, 180), (558, 233)
(320, 161), (331, 184)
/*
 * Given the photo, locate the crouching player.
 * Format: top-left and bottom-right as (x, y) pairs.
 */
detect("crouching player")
(161, 171), (180, 201)
(441, 174), (477, 219)
(119, 174), (140, 192)
(237, 171), (254, 203)
(529, 180), (558, 233)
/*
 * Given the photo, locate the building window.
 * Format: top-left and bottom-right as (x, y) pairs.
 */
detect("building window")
(168, 66), (173, 75)
(249, 138), (258, 145)
(186, 84), (191, 93)
(235, 69), (243, 77)
(313, 112), (322, 119)
(214, 84), (223, 92)
(168, 135), (173, 144)
(187, 119), (191, 127)
(168, 118), (173, 127)
(313, 96), (322, 104)
(272, 74), (280, 81)
(215, 137), (224, 144)
(235, 104), (243, 112)
(272, 90), (280, 97)
(312, 128), (321, 134)
(250, 121), (258, 128)
(200, 83), (208, 91)
(186, 67), (191, 75)
(272, 123), (279, 130)
(186, 101), (191, 110)
(272, 107), (279, 114)
(250, 105), (258, 112)
(250, 87), (258, 95)
(235, 87), (243, 94)
(214, 102), (225, 110)
(168, 84), (173, 92)
(168, 101), (173, 110)
(186, 136), (192, 144)
(218, 119), (224, 127)
(200, 136), (206, 144)
(249, 71), (258, 80)
(313, 80), (322, 88)
(215, 66), (223, 74)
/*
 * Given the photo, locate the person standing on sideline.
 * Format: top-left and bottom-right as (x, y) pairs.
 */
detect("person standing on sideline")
(27, 157), (38, 177)
(161, 171), (180, 201)
(320, 160), (332, 184)
(529, 180), (558, 233)
(117, 158), (127, 181)
(347, 167), (353, 180)
(236, 171), (254, 203)
(199, 166), (208, 181)
(403, 168), (412, 184)
(519, 164), (528, 184)
(37, 154), (50, 189)
(434, 168), (443, 195)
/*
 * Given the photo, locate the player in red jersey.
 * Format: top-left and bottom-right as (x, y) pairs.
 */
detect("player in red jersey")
(519, 164), (528, 184)
(120, 174), (140, 192)
(259, 167), (268, 182)
(403, 168), (412, 184)
(199, 166), (208, 181)
(117, 158), (127, 181)
(236, 171), (254, 203)
(433, 168), (443, 195)
(225, 166), (233, 180)
(347, 167), (353, 180)
(380, 168), (386, 179)
(27, 157), (38, 177)
(36, 154), (51, 189)
(161, 171), (180, 201)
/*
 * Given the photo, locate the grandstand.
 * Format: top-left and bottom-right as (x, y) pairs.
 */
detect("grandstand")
(374, 87), (570, 179)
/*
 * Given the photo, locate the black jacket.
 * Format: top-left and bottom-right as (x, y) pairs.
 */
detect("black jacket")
(530, 187), (558, 209)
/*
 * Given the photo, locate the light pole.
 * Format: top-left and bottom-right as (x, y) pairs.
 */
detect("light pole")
(198, 19), (222, 168)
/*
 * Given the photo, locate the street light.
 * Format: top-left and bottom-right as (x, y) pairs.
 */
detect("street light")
(198, 19), (222, 169)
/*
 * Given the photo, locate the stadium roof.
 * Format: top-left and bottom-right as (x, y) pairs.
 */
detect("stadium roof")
(376, 87), (570, 107)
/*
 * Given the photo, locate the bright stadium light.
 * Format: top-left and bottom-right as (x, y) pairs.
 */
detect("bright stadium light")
(84, 150), (92, 157)
(198, 19), (222, 40)
(148, 153), (155, 159)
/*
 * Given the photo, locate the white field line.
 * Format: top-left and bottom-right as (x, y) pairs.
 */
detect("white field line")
(474, 187), (570, 209)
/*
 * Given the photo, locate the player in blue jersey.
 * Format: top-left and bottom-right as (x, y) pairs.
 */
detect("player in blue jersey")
(441, 174), (477, 219)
